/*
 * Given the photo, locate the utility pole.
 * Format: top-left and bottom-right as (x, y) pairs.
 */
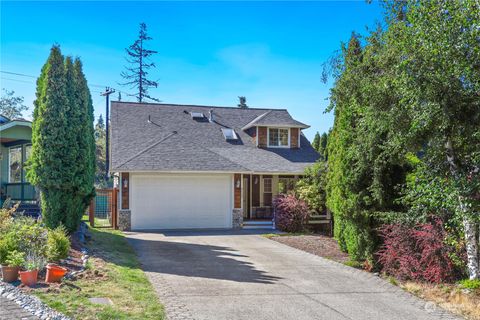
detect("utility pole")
(101, 87), (115, 180)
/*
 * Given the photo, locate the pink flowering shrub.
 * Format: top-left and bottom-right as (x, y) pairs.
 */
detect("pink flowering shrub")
(376, 219), (456, 283)
(273, 194), (309, 233)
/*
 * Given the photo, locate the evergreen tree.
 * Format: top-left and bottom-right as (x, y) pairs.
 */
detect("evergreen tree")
(120, 22), (159, 102)
(73, 58), (96, 228)
(27, 46), (95, 232)
(94, 115), (107, 185)
(319, 132), (328, 160)
(27, 45), (70, 229)
(237, 96), (248, 108)
(312, 132), (320, 152)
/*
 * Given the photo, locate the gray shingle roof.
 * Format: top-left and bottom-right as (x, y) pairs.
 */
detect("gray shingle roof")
(241, 110), (309, 130)
(111, 102), (319, 173)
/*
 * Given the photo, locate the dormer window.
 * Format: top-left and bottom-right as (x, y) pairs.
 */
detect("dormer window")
(221, 128), (238, 140)
(268, 128), (289, 147)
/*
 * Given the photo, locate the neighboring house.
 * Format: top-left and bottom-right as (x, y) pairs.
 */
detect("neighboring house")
(110, 102), (319, 230)
(0, 115), (37, 207)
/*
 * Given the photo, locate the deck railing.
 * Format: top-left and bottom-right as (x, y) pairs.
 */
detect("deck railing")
(4, 183), (36, 201)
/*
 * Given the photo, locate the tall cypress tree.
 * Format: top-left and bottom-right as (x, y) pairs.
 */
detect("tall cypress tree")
(27, 45), (70, 228)
(312, 132), (320, 152)
(63, 58), (95, 231)
(27, 46), (95, 232)
(74, 58), (95, 204)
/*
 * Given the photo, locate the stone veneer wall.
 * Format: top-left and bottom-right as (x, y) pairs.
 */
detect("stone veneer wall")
(232, 208), (243, 229)
(118, 209), (131, 231)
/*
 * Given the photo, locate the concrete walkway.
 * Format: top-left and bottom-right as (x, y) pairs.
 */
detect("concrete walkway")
(126, 230), (460, 320)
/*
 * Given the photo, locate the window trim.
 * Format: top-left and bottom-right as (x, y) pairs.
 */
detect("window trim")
(8, 145), (23, 183)
(267, 127), (290, 148)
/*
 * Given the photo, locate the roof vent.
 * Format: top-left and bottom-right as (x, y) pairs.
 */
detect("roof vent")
(190, 112), (205, 119)
(221, 128), (238, 140)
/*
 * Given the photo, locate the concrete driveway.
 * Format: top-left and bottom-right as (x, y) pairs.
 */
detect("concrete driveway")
(126, 230), (458, 320)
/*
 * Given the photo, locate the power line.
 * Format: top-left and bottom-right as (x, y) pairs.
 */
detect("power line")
(0, 69), (130, 96)
(1, 77), (34, 84)
(1, 71), (36, 78)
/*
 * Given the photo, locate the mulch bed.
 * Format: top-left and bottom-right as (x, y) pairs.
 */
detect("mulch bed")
(270, 234), (350, 264)
(18, 231), (94, 293)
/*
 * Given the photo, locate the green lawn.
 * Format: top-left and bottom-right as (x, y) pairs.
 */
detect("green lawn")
(34, 227), (165, 320)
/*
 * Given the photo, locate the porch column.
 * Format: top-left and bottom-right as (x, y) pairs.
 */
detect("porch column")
(232, 173), (243, 229)
(118, 172), (131, 231)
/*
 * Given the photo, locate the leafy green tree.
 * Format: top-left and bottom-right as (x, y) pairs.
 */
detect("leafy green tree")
(386, 0), (480, 279)
(296, 161), (328, 215)
(0, 89), (28, 119)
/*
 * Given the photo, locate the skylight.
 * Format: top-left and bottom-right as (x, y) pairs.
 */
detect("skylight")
(190, 112), (205, 119)
(221, 128), (238, 140)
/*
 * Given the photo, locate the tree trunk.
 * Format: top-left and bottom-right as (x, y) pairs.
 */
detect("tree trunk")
(446, 138), (479, 279)
(461, 205), (479, 279)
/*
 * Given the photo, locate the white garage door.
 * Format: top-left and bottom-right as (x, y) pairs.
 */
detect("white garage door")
(130, 174), (232, 230)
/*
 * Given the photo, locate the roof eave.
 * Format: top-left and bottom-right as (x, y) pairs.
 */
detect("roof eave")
(0, 120), (32, 131)
(242, 123), (310, 131)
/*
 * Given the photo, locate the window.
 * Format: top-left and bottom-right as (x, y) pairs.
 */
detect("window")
(24, 145), (32, 181)
(221, 128), (238, 140)
(263, 178), (272, 206)
(268, 128), (289, 147)
(9, 146), (22, 183)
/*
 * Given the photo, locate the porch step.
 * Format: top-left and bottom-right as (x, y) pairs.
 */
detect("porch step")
(16, 202), (41, 218)
(243, 220), (275, 230)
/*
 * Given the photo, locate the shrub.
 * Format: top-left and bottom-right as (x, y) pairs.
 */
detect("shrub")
(46, 226), (70, 262)
(5, 250), (25, 267)
(273, 194), (309, 233)
(458, 279), (480, 290)
(0, 228), (20, 265)
(0, 214), (69, 267)
(376, 219), (457, 283)
(295, 161), (327, 215)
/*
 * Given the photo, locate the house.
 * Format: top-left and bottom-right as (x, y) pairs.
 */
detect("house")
(110, 102), (319, 230)
(0, 115), (38, 210)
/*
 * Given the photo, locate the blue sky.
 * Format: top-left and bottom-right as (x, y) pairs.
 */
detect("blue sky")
(1, 1), (383, 140)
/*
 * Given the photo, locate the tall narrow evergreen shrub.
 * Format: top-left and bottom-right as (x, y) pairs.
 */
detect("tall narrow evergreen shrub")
(27, 45), (95, 232)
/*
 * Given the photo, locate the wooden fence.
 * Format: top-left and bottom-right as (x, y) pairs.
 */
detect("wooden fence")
(89, 188), (118, 229)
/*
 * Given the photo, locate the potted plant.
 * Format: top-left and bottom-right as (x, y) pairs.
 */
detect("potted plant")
(19, 252), (45, 287)
(1, 250), (24, 282)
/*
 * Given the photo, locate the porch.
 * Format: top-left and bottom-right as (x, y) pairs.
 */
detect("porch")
(239, 174), (299, 221)
(0, 119), (36, 205)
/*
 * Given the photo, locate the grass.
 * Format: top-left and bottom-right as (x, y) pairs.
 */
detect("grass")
(34, 227), (165, 320)
(401, 281), (480, 320)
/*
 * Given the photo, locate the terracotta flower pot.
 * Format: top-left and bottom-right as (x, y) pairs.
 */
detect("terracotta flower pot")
(45, 264), (68, 283)
(1, 265), (20, 282)
(19, 269), (38, 287)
